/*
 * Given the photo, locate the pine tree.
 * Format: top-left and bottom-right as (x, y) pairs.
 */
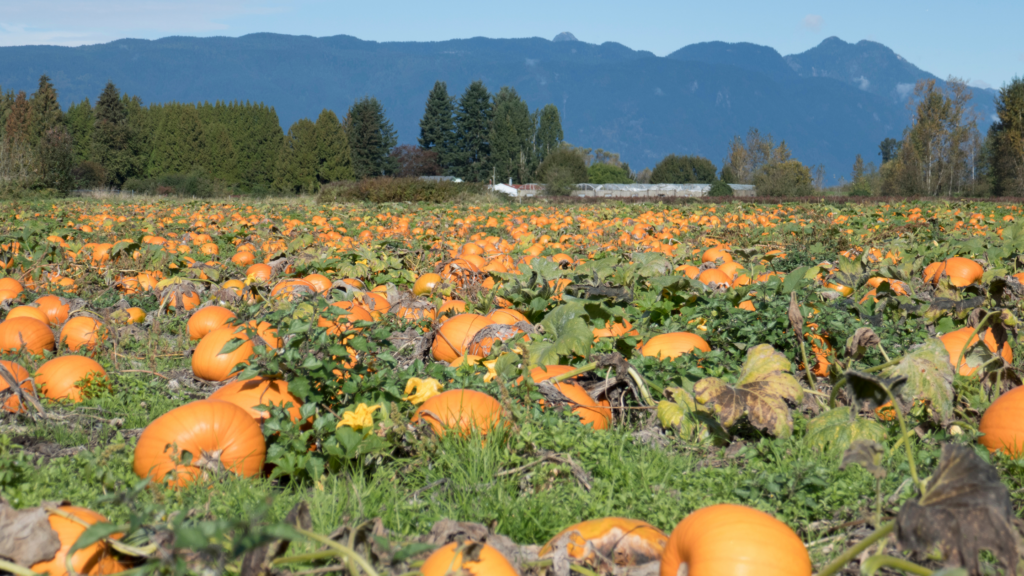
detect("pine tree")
(4, 92), (31, 146)
(450, 81), (493, 181)
(418, 81), (456, 170)
(0, 89), (14, 142)
(315, 109), (353, 183)
(29, 75), (62, 145)
(92, 83), (132, 185)
(990, 77), (1024, 196)
(64, 99), (95, 163)
(346, 97), (398, 179)
(202, 123), (237, 182)
(852, 154), (865, 182)
(535, 104), (563, 164)
(149, 103), (204, 175)
(274, 118), (319, 193)
(489, 87), (535, 184)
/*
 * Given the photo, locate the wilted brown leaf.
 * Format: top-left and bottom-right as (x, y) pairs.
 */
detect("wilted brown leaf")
(896, 444), (1018, 576)
(840, 439), (887, 479)
(239, 501), (312, 576)
(845, 327), (880, 360)
(788, 291), (804, 343)
(0, 500), (62, 566)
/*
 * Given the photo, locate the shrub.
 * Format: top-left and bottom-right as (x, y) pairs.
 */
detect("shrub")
(588, 163), (632, 184)
(708, 180), (733, 197)
(544, 166), (580, 196)
(752, 160), (815, 197)
(72, 161), (108, 189)
(122, 171), (216, 197)
(651, 155), (717, 184)
(318, 177), (489, 203)
(536, 146), (588, 185)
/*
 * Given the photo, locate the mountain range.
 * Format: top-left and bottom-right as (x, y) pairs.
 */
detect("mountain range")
(0, 34), (1001, 182)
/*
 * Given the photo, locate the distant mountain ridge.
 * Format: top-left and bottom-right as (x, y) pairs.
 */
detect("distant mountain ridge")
(0, 34), (999, 182)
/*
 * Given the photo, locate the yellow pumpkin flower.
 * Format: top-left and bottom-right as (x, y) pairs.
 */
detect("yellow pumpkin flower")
(336, 403), (380, 430)
(482, 359), (498, 383)
(403, 377), (443, 405)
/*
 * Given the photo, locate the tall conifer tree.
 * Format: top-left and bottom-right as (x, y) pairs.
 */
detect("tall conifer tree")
(535, 104), (563, 164)
(275, 118), (318, 193)
(202, 123), (237, 182)
(92, 83), (133, 184)
(315, 109), (353, 183)
(64, 99), (95, 163)
(29, 75), (62, 145)
(451, 81), (493, 181)
(418, 81), (456, 171)
(346, 97), (397, 179)
(4, 92), (31, 146)
(150, 103), (204, 175)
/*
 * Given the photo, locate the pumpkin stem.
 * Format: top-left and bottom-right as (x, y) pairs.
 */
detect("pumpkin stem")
(858, 555), (934, 576)
(194, 449), (225, 473)
(816, 520), (894, 576)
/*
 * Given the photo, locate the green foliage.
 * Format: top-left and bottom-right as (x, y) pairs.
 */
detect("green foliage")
(418, 81), (456, 171)
(708, 179), (733, 197)
(753, 159), (815, 196)
(650, 154), (717, 184)
(536, 145), (588, 188)
(92, 83), (145, 186)
(804, 407), (887, 458)
(65, 98), (96, 164)
(36, 126), (74, 194)
(878, 137), (902, 164)
(587, 163), (632, 184)
(314, 109), (353, 183)
(451, 81), (493, 181)
(201, 122), (238, 182)
(149, 103), (205, 176)
(990, 77), (1024, 196)
(346, 97), (398, 179)
(318, 177), (489, 203)
(122, 170), (216, 197)
(489, 87), (536, 185)
(275, 118), (319, 194)
(29, 75), (62, 146)
(535, 104), (563, 164)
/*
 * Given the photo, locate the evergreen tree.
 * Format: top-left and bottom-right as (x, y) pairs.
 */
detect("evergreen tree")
(149, 103), (204, 175)
(535, 104), (563, 164)
(990, 77), (1024, 196)
(851, 154), (865, 182)
(202, 123), (238, 182)
(451, 81), (493, 181)
(64, 99), (95, 163)
(36, 126), (74, 193)
(489, 87), (535, 184)
(92, 83), (133, 185)
(650, 155), (717, 184)
(314, 109), (353, 182)
(0, 89), (14, 142)
(275, 118), (318, 193)
(29, 75), (62, 145)
(4, 92), (31, 146)
(345, 97), (398, 179)
(418, 81), (456, 170)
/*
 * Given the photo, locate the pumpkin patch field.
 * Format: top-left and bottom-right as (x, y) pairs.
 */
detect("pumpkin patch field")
(3, 198), (1024, 576)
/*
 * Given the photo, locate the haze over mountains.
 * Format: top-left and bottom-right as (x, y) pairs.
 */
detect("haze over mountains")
(0, 34), (1000, 181)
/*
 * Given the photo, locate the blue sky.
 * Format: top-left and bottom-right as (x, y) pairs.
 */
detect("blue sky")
(1, 0), (1020, 89)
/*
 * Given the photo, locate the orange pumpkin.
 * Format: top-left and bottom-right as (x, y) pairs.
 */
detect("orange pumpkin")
(530, 365), (611, 430)
(187, 305), (237, 340)
(432, 314), (494, 362)
(592, 319), (639, 340)
(698, 268), (732, 287)
(942, 256), (984, 287)
(421, 541), (518, 576)
(0, 360), (33, 413)
(60, 317), (105, 352)
(413, 272), (442, 296)
(270, 278), (317, 301)
(208, 377), (303, 423)
(317, 301), (374, 335)
(939, 326), (1012, 377)
(659, 503), (811, 576)
(133, 399), (266, 487)
(303, 273), (332, 294)
(486, 308), (529, 326)
(640, 332), (710, 359)
(980, 386), (1024, 456)
(541, 517), (668, 565)
(36, 355), (107, 402)
(0, 317), (55, 354)
(31, 506), (126, 576)
(191, 325), (256, 382)
(246, 263), (273, 282)
(7, 305), (49, 324)
(412, 389), (504, 437)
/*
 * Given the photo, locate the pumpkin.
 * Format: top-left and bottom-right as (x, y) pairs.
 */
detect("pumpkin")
(133, 399), (266, 487)
(939, 326), (1012, 377)
(530, 365), (611, 430)
(246, 263), (273, 283)
(659, 503), (811, 576)
(439, 299), (468, 319)
(0, 360), (32, 413)
(640, 332), (710, 359)
(0, 277), (23, 295)
(191, 325), (256, 382)
(0, 317), (55, 354)
(60, 317), (105, 352)
(356, 291), (391, 319)
(413, 273), (443, 296)
(7, 305), (49, 324)
(432, 314), (494, 362)
(36, 355), (107, 401)
(125, 307), (147, 324)
(412, 389), (503, 437)
(980, 386), (1024, 456)
(466, 323), (528, 357)
(698, 268), (732, 287)
(270, 278), (317, 301)
(421, 541), (518, 576)
(540, 517), (668, 565)
(303, 273), (332, 294)
(317, 301), (374, 335)
(31, 506), (126, 576)
(942, 257), (984, 287)
(208, 376), (303, 423)
(187, 305), (237, 340)
(231, 251), (255, 266)
(701, 246), (732, 263)
(593, 319), (639, 340)
(486, 308), (529, 326)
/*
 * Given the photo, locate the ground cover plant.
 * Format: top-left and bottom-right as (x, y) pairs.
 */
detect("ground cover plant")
(2, 198), (1024, 575)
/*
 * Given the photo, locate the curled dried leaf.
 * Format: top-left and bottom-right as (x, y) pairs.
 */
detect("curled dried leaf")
(788, 291), (804, 343)
(840, 439), (887, 479)
(845, 327), (880, 360)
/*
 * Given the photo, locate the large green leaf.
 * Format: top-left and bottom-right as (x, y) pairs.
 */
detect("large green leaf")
(882, 338), (955, 423)
(656, 387), (724, 441)
(631, 252), (672, 277)
(527, 303), (593, 367)
(576, 256), (619, 281)
(805, 407), (887, 457)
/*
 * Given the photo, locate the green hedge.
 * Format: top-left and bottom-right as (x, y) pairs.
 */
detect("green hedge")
(318, 177), (491, 203)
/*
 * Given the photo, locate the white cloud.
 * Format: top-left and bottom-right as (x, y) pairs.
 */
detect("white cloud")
(855, 76), (870, 91)
(802, 14), (823, 31)
(896, 83), (915, 99)
(970, 79), (992, 90)
(0, 1), (293, 46)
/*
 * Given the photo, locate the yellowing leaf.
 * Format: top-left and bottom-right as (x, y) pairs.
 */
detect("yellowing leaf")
(882, 338), (955, 423)
(805, 407), (887, 457)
